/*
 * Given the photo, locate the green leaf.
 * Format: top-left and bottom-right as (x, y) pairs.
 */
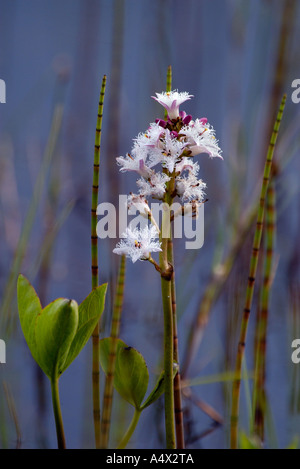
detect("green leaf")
(140, 371), (165, 410)
(100, 338), (149, 410)
(18, 276), (108, 380)
(17, 275), (78, 380)
(62, 284), (107, 372)
(141, 363), (178, 410)
(35, 298), (79, 379)
(17, 274), (42, 367)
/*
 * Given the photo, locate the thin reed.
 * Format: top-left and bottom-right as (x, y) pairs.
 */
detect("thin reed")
(252, 180), (277, 442)
(230, 94), (286, 449)
(91, 75), (107, 448)
(100, 254), (126, 448)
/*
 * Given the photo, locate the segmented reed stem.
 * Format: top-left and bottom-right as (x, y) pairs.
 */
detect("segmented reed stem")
(230, 94), (286, 449)
(91, 75), (106, 449)
(100, 254), (126, 448)
(164, 65), (172, 120)
(253, 181), (276, 441)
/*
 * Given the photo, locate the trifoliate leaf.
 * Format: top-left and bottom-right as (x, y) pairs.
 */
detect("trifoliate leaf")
(17, 275), (107, 381)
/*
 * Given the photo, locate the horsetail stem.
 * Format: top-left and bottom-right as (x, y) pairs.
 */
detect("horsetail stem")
(91, 75), (106, 449)
(252, 181), (276, 441)
(230, 94), (286, 449)
(100, 254), (126, 448)
(164, 65), (172, 119)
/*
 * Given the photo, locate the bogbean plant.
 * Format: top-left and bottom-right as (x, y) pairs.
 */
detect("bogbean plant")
(112, 89), (222, 448)
(17, 79), (222, 449)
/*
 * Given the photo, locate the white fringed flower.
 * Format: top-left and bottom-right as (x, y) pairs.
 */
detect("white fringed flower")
(158, 129), (188, 172)
(137, 172), (170, 199)
(176, 172), (207, 202)
(181, 119), (222, 159)
(113, 225), (161, 263)
(133, 122), (165, 150)
(116, 146), (155, 179)
(127, 193), (151, 217)
(175, 158), (200, 175)
(152, 90), (193, 120)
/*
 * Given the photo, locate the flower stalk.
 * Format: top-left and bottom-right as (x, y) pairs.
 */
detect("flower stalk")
(168, 236), (185, 448)
(160, 190), (176, 448)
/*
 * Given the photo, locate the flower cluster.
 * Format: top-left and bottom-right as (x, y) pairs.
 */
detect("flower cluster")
(113, 90), (222, 263)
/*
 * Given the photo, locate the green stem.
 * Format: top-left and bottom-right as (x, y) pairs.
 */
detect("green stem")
(50, 378), (66, 449)
(91, 75), (106, 448)
(164, 65), (172, 120)
(160, 201), (176, 449)
(230, 94), (286, 449)
(168, 236), (185, 448)
(117, 408), (141, 449)
(159, 63), (176, 449)
(252, 181), (276, 441)
(101, 254), (126, 448)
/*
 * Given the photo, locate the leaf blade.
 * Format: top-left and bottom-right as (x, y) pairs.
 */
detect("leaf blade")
(62, 284), (107, 372)
(17, 274), (42, 368)
(100, 338), (149, 409)
(35, 298), (79, 379)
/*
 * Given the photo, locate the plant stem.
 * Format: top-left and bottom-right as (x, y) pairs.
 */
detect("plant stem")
(168, 236), (185, 448)
(160, 200), (176, 449)
(164, 65), (172, 119)
(50, 378), (66, 449)
(91, 75), (106, 448)
(159, 63), (176, 449)
(252, 181), (276, 441)
(117, 408), (141, 449)
(101, 254), (126, 448)
(230, 94), (286, 449)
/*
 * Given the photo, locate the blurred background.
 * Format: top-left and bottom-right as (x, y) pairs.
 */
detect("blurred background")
(0, 0), (300, 449)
